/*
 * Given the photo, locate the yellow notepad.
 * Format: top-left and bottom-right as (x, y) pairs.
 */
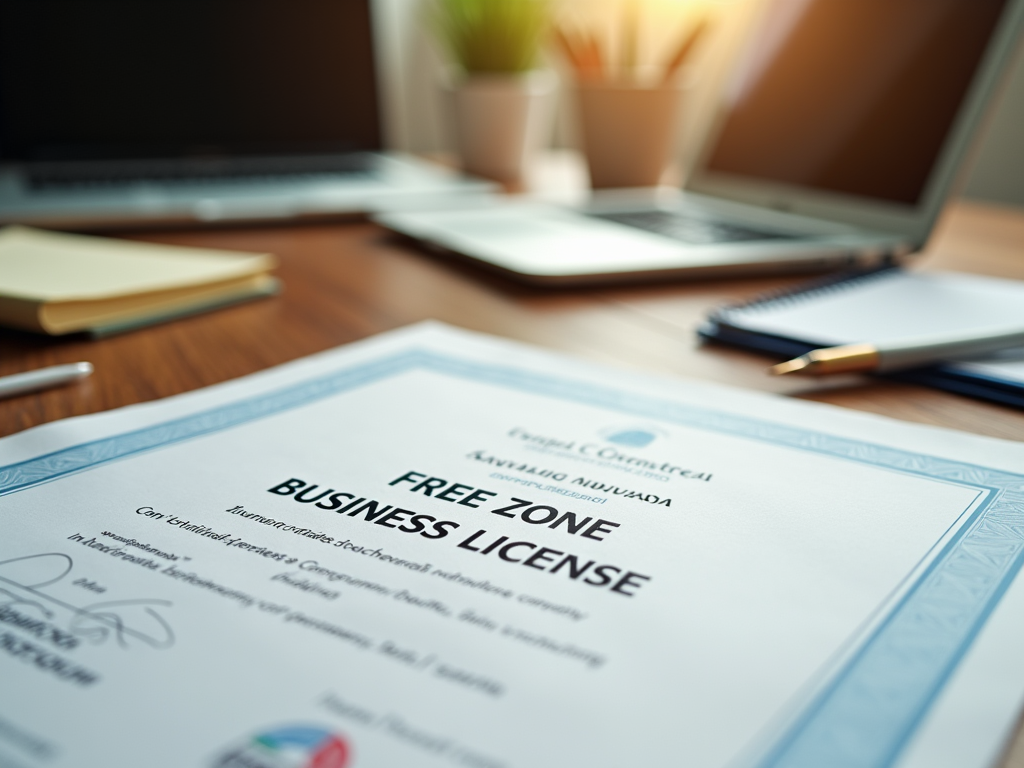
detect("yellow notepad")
(0, 226), (278, 334)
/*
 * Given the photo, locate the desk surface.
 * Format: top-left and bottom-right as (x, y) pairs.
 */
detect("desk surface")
(2, 194), (1024, 765)
(2, 198), (1024, 440)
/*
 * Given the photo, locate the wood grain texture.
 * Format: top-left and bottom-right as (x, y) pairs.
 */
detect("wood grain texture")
(1, 199), (1023, 766)
(3, 201), (1023, 440)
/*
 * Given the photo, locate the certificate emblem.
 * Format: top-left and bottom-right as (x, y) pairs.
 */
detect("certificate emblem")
(599, 425), (666, 448)
(213, 725), (350, 768)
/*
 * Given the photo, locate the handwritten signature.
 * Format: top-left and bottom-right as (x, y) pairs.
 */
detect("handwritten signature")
(0, 552), (175, 650)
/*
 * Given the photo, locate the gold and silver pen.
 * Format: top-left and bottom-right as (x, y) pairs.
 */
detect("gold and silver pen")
(770, 327), (1024, 376)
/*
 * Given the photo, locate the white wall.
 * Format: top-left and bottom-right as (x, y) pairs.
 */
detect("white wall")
(373, 0), (447, 153)
(963, 45), (1024, 208)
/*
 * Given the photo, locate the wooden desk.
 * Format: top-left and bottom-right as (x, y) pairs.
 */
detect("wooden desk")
(2, 199), (1024, 440)
(2, 196), (1024, 765)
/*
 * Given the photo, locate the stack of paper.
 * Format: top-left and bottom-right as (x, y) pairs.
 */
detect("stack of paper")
(3, 323), (1024, 768)
(0, 226), (278, 335)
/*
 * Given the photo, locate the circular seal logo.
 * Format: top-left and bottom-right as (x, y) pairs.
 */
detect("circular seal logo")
(599, 425), (667, 448)
(213, 725), (350, 768)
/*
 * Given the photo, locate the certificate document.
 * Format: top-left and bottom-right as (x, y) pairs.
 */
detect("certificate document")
(3, 323), (1024, 768)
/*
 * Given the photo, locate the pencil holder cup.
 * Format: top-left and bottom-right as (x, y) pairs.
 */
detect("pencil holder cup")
(574, 82), (684, 189)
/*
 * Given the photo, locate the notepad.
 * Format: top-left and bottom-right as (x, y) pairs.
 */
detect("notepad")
(0, 226), (278, 335)
(701, 267), (1024, 407)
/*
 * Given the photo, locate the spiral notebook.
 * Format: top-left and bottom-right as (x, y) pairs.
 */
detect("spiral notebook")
(699, 267), (1024, 408)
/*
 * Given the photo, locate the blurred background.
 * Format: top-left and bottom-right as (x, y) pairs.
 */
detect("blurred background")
(375, 0), (1024, 207)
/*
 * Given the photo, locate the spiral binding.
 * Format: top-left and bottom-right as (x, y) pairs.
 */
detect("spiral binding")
(711, 265), (903, 321)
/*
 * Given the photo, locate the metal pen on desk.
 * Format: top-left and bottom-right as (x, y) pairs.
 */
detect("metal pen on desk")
(770, 327), (1024, 376)
(0, 362), (93, 399)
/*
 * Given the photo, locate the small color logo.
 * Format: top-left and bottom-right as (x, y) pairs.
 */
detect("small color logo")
(599, 425), (665, 448)
(213, 725), (350, 768)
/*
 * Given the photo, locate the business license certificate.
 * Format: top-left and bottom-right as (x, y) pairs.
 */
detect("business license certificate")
(3, 324), (1024, 768)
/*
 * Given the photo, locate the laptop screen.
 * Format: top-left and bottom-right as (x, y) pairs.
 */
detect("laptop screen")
(704, 0), (1008, 206)
(0, 0), (381, 162)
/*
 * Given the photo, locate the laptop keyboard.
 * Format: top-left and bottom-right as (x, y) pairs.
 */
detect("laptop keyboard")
(28, 154), (376, 191)
(590, 209), (800, 245)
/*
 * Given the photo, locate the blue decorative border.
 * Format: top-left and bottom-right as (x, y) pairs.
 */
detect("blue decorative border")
(3, 348), (1023, 768)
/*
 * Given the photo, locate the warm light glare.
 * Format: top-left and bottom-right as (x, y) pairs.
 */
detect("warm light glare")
(554, 0), (736, 80)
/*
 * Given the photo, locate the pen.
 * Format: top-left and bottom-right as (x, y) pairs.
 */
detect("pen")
(0, 362), (94, 399)
(661, 18), (707, 84)
(770, 327), (1024, 376)
(553, 25), (585, 74)
(553, 25), (605, 82)
(621, 0), (640, 78)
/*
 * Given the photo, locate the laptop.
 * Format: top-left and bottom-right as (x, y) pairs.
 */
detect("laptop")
(377, 0), (1024, 285)
(0, 0), (492, 230)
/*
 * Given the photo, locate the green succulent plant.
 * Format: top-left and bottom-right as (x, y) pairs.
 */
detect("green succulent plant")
(433, 0), (549, 74)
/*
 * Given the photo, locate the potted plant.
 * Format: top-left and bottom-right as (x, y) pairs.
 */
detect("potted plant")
(434, 0), (555, 186)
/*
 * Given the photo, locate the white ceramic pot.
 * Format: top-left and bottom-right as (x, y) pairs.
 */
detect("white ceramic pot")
(574, 82), (685, 189)
(447, 71), (556, 186)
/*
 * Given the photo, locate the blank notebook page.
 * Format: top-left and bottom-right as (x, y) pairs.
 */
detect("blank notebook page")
(717, 270), (1024, 385)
